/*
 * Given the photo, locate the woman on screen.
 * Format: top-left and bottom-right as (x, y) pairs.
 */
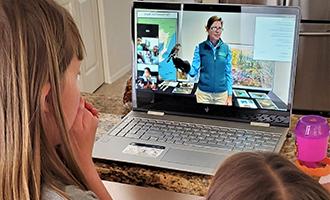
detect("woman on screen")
(188, 16), (232, 106)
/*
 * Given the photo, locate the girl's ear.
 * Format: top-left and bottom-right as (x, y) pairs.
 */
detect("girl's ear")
(40, 83), (51, 112)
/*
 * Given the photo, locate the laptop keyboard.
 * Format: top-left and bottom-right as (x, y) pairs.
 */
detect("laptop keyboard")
(106, 117), (281, 152)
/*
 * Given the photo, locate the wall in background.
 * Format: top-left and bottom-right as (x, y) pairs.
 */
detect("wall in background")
(101, 0), (133, 84)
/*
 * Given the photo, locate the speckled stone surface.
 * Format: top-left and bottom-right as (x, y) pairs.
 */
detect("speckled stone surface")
(85, 94), (330, 196)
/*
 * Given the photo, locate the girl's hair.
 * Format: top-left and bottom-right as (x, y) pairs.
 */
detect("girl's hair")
(206, 152), (330, 200)
(206, 16), (223, 30)
(0, 0), (88, 199)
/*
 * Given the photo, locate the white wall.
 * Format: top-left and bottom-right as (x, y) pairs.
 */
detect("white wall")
(180, 12), (250, 62)
(272, 62), (291, 104)
(102, 0), (133, 83)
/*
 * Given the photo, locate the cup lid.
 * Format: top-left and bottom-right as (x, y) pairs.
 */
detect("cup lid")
(295, 115), (330, 138)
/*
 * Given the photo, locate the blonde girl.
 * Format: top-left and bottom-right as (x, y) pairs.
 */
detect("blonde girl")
(0, 0), (112, 199)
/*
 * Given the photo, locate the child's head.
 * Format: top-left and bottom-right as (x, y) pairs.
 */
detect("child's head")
(206, 152), (330, 200)
(0, 0), (88, 199)
(144, 67), (151, 77)
(137, 37), (142, 44)
(153, 45), (159, 56)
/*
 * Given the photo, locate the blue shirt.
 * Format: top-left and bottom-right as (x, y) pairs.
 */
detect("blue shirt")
(189, 39), (232, 95)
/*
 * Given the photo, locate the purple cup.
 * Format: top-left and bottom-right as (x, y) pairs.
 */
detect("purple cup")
(295, 115), (330, 163)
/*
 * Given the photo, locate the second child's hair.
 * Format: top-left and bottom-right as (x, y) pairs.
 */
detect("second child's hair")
(206, 152), (330, 200)
(0, 0), (88, 199)
(206, 16), (223, 30)
(144, 67), (151, 74)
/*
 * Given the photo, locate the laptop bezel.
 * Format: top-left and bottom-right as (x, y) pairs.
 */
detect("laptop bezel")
(131, 1), (300, 128)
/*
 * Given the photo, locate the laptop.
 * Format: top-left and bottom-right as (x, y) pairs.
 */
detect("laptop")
(93, 2), (300, 175)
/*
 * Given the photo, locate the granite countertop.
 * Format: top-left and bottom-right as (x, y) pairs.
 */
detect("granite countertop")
(93, 113), (315, 196)
(85, 94), (329, 196)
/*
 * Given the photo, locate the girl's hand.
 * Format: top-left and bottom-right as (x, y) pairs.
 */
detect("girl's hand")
(69, 97), (99, 163)
(68, 98), (113, 200)
(85, 101), (100, 119)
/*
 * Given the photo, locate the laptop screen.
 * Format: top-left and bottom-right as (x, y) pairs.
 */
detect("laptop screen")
(132, 2), (300, 127)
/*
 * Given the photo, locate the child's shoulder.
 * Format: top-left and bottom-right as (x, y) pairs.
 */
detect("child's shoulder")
(42, 186), (65, 200)
(42, 185), (98, 200)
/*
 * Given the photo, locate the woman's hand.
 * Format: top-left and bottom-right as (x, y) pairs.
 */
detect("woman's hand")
(69, 97), (99, 164)
(226, 95), (233, 106)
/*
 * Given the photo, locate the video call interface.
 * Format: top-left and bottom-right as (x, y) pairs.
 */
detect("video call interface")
(134, 8), (297, 111)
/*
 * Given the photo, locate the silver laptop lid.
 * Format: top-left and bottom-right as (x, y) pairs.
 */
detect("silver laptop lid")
(131, 2), (300, 128)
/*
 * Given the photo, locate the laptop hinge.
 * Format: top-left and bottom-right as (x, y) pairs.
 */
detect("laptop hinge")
(147, 111), (165, 116)
(250, 122), (270, 128)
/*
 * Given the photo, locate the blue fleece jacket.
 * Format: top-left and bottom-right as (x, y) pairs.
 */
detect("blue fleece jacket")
(189, 39), (232, 95)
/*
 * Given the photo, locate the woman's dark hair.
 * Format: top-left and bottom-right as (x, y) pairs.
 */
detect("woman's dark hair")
(206, 16), (223, 30)
(144, 67), (151, 73)
(206, 152), (330, 200)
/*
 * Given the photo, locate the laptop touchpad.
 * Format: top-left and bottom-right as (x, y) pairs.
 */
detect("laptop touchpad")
(161, 148), (225, 168)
